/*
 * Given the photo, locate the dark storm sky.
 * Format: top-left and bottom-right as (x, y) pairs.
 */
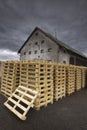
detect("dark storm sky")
(0, 0), (87, 60)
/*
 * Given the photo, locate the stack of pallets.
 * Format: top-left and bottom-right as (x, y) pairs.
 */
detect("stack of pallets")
(0, 61), (2, 86)
(20, 61), (28, 87)
(14, 62), (20, 88)
(1, 61), (20, 97)
(66, 65), (75, 95)
(75, 67), (82, 91)
(54, 63), (66, 101)
(81, 67), (86, 88)
(45, 63), (53, 105)
(33, 61), (48, 110)
(19, 60), (53, 110)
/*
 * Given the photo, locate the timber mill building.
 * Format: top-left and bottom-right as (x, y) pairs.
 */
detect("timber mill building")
(18, 27), (87, 66)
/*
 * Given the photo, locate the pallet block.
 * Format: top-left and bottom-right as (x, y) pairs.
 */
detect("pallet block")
(4, 85), (38, 120)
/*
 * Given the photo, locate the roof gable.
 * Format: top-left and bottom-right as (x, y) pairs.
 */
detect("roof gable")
(18, 27), (87, 59)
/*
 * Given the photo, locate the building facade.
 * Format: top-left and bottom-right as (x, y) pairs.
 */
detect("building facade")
(18, 27), (87, 66)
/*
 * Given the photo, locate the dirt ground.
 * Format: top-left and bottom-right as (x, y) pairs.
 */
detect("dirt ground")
(0, 89), (87, 130)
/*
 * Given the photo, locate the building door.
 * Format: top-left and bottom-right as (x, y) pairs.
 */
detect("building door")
(69, 57), (74, 65)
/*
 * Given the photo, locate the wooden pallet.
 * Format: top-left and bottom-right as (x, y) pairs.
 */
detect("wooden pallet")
(4, 85), (38, 120)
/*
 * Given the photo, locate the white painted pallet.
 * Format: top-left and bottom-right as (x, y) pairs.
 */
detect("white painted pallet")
(4, 85), (38, 120)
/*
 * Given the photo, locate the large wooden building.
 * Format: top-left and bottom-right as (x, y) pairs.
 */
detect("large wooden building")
(18, 27), (87, 66)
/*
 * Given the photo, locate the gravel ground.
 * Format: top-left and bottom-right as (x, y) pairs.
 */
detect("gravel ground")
(0, 88), (87, 130)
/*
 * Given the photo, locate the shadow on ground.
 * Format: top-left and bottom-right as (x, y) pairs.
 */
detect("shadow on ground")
(0, 89), (87, 130)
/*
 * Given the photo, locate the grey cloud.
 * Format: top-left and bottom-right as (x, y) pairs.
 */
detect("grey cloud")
(0, 0), (87, 60)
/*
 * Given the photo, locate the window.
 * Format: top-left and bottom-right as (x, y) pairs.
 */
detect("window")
(29, 43), (31, 46)
(29, 51), (31, 55)
(24, 52), (26, 55)
(41, 40), (45, 44)
(64, 50), (66, 53)
(35, 50), (37, 54)
(63, 61), (66, 64)
(35, 42), (38, 45)
(35, 32), (38, 36)
(41, 49), (44, 53)
(48, 48), (52, 52)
